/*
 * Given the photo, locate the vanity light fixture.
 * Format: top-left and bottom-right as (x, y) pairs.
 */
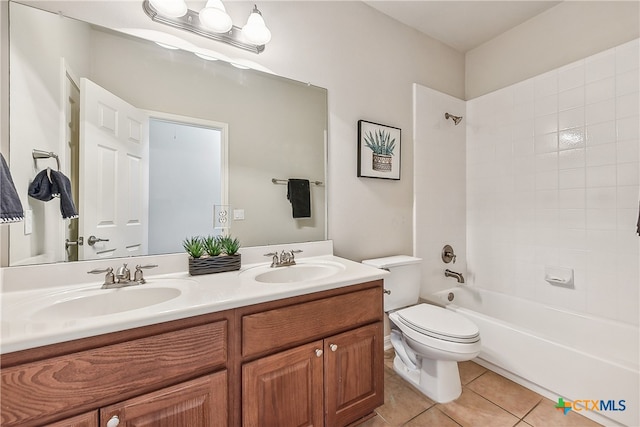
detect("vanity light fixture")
(143, 0), (271, 54)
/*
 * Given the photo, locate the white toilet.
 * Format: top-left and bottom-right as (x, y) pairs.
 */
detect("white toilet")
(362, 255), (481, 403)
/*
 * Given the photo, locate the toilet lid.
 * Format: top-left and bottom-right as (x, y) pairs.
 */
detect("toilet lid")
(396, 304), (480, 343)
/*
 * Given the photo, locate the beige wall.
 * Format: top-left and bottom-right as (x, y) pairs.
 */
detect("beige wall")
(1, 1), (8, 266)
(466, 1), (640, 100)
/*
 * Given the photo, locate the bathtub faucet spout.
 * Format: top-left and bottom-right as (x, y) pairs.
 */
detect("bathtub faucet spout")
(445, 269), (465, 284)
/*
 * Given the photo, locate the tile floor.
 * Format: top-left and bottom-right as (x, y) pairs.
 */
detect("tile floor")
(358, 351), (602, 427)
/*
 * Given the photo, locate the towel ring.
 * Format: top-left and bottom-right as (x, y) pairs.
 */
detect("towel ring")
(32, 149), (60, 170)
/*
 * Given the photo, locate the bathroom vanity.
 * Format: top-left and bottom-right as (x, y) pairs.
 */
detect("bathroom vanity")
(0, 247), (387, 427)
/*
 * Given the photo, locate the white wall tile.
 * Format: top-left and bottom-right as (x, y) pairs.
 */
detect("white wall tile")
(586, 164), (617, 187)
(534, 70), (558, 98)
(558, 128), (585, 150)
(559, 148), (585, 169)
(586, 186), (617, 208)
(535, 113), (558, 135)
(585, 99), (615, 125)
(559, 168), (585, 189)
(585, 49), (616, 83)
(617, 185), (640, 209)
(617, 162), (639, 185)
(585, 77), (615, 104)
(559, 188), (586, 209)
(559, 87), (584, 111)
(559, 107), (584, 130)
(616, 69), (640, 96)
(617, 92), (640, 119)
(465, 39), (639, 325)
(534, 132), (558, 153)
(616, 39), (640, 74)
(559, 60), (585, 91)
(586, 143), (616, 167)
(586, 120), (616, 145)
(617, 116), (640, 141)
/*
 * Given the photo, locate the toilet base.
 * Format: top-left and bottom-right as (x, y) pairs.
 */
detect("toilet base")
(393, 355), (462, 403)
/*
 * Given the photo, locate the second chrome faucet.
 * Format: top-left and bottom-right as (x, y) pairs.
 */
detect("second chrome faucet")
(264, 249), (303, 267)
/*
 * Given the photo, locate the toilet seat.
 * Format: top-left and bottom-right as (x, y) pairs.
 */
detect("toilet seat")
(395, 304), (479, 344)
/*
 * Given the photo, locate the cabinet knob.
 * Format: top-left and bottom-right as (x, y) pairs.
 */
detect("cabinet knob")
(330, 344), (338, 352)
(315, 349), (323, 357)
(106, 415), (120, 427)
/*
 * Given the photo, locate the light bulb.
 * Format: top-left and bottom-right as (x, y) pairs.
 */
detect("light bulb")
(149, 0), (187, 18)
(199, 0), (233, 33)
(242, 5), (271, 45)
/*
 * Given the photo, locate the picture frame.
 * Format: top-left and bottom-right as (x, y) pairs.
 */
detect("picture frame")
(357, 120), (401, 180)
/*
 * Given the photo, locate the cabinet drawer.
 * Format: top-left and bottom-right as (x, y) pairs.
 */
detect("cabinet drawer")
(242, 287), (382, 358)
(1, 320), (227, 426)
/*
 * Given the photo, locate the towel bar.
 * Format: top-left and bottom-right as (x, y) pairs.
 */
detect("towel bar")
(272, 178), (323, 186)
(32, 149), (60, 170)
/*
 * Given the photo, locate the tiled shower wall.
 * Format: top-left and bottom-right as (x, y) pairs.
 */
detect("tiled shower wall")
(466, 39), (639, 325)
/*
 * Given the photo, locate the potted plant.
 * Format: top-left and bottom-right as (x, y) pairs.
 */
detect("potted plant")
(183, 235), (242, 276)
(364, 129), (396, 172)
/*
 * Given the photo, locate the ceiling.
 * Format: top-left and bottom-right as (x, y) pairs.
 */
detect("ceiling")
(364, 1), (562, 52)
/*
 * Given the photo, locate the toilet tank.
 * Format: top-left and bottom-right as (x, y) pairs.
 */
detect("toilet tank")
(362, 256), (422, 312)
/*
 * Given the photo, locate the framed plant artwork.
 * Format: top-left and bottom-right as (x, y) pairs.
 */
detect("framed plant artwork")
(357, 120), (401, 180)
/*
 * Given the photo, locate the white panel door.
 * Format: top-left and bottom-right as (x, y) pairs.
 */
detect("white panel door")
(78, 78), (148, 260)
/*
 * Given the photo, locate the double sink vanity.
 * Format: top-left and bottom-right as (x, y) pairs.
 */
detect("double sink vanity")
(0, 241), (388, 426)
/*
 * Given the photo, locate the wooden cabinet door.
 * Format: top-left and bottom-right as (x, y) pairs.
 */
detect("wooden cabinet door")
(100, 372), (227, 427)
(242, 341), (324, 427)
(48, 411), (98, 427)
(325, 323), (384, 427)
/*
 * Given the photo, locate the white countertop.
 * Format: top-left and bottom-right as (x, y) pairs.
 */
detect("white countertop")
(0, 253), (388, 354)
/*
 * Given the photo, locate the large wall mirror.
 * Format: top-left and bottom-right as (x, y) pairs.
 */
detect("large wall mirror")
(6, 1), (327, 267)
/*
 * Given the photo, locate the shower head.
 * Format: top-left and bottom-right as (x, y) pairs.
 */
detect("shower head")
(445, 112), (463, 125)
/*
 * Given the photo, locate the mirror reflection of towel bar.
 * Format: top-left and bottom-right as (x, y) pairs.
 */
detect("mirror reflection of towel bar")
(32, 149), (60, 170)
(271, 178), (323, 186)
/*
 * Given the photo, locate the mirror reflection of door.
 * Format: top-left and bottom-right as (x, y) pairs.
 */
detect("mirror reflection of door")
(148, 117), (227, 254)
(79, 78), (149, 261)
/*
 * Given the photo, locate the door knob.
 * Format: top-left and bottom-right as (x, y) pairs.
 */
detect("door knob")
(330, 344), (338, 352)
(315, 349), (323, 357)
(87, 235), (110, 246)
(106, 415), (120, 427)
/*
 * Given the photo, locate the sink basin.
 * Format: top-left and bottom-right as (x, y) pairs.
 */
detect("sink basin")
(242, 261), (345, 284)
(27, 279), (197, 321)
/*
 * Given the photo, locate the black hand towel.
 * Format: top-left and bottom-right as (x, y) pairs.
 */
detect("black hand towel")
(637, 201), (639, 236)
(28, 169), (78, 219)
(287, 178), (311, 218)
(50, 170), (78, 220)
(28, 169), (55, 201)
(0, 153), (24, 223)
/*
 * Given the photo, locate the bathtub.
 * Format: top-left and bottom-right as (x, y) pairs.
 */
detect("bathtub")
(427, 287), (639, 427)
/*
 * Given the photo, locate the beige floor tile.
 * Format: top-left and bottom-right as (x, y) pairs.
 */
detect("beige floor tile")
(466, 370), (542, 418)
(458, 360), (487, 385)
(384, 349), (396, 370)
(524, 398), (603, 427)
(515, 421), (534, 427)
(356, 414), (393, 427)
(375, 367), (435, 426)
(437, 388), (520, 427)
(404, 407), (461, 427)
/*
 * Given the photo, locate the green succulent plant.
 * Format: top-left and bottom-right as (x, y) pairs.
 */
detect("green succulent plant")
(202, 235), (223, 256)
(220, 235), (241, 256)
(182, 236), (204, 259)
(364, 129), (396, 156)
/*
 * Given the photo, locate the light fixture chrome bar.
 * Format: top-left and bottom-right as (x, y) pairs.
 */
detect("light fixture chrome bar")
(142, 0), (265, 54)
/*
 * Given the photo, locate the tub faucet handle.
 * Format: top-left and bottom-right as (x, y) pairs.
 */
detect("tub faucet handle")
(442, 245), (457, 264)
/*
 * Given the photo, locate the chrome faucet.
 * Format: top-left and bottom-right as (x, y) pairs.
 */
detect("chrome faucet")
(445, 269), (465, 284)
(264, 249), (303, 267)
(88, 263), (157, 288)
